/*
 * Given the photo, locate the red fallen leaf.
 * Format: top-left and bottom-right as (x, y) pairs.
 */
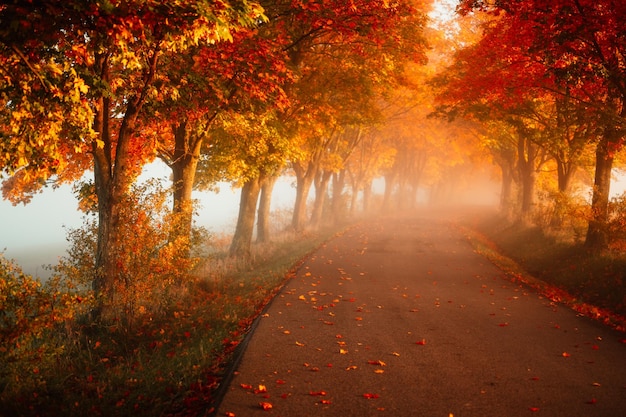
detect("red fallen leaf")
(254, 385), (267, 394)
(320, 399), (332, 404)
(363, 393), (380, 399)
(562, 352), (571, 358)
(259, 402), (273, 410)
(276, 379), (286, 385)
(415, 339), (426, 345)
(591, 345), (599, 350)
(498, 322), (509, 327)
(368, 360), (386, 366)
(225, 412), (235, 417)
(587, 398), (597, 405)
(529, 407), (540, 412)
(240, 384), (253, 390)
(530, 376), (540, 381)
(310, 391), (327, 396)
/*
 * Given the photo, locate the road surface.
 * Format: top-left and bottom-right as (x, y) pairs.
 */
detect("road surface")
(216, 213), (626, 416)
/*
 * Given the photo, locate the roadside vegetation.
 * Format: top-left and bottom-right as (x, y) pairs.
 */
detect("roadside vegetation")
(461, 196), (626, 332)
(0, 185), (348, 416)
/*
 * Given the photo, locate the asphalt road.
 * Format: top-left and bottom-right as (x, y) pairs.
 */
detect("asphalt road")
(216, 213), (626, 417)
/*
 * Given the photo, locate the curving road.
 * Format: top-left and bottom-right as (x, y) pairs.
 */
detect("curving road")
(216, 214), (626, 417)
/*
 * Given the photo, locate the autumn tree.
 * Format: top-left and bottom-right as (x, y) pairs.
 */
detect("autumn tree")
(146, 17), (292, 255)
(0, 0), (266, 318)
(277, 0), (429, 231)
(457, 0), (626, 250)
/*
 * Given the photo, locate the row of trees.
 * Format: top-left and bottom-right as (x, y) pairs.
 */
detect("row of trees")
(433, 0), (626, 249)
(0, 0), (434, 319)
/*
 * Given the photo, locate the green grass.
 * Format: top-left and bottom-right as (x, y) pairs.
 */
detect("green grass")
(460, 214), (626, 330)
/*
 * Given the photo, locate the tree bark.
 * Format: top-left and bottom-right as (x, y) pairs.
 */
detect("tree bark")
(169, 121), (203, 256)
(291, 161), (317, 231)
(517, 136), (538, 224)
(91, 47), (159, 320)
(257, 175), (277, 243)
(362, 180), (372, 213)
(381, 170), (396, 212)
(310, 170), (332, 228)
(230, 176), (262, 257)
(584, 132), (616, 251)
(331, 170), (347, 224)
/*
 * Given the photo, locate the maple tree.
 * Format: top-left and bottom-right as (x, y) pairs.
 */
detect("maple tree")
(453, 0), (626, 249)
(149, 19), (292, 254)
(0, 0), (266, 317)
(276, 0), (428, 231)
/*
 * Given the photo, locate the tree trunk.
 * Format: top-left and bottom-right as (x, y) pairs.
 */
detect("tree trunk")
(170, 121), (203, 257)
(291, 162), (316, 231)
(230, 176), (262, 257)
(499, 161), (515, 220)
(310, 170), (332, 228)
(257, 175), (277, 243)
(381, 171), (396, 212)
(517, 136), (537, 224)
(331, 170), (346, 224)
(91, 49), (159, 320)
(362, 181), (372, 213)
(556, 159), (575, 194)
(585, 133), (616, 251)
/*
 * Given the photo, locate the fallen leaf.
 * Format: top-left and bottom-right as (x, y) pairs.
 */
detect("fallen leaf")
(363, 393), (380, 399)
(276, 379), (286, 385)
(391, 352), (400, 356)
(587, 398), (597, 405)
(320, 399), (332, 404)
(240, 384), (253, 390)
(562, 352), (571, 358)
(529, 407), (540, 412)
(340, 348), (348, 354)
(498, 322), (509, 327)
(295, 341), (305, 346)
(225, 412), (235, 417)
(367, 360), (386, 366)
(346, 365), (358, 371)
(415, 339), (426, 345)
(259, 402), (272, 410)
(310, 391), (327, 396)
(374, 369), (385, 374)
(255, 385), (267, 393)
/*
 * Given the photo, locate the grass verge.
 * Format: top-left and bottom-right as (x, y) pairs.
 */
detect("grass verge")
(0, 225), (348, 417)
(458, 214), (626, 333)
